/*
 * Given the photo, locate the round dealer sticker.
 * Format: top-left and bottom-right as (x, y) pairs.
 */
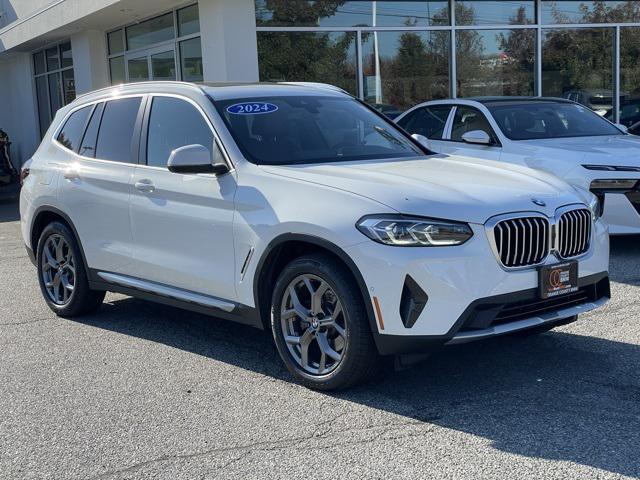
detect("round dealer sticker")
(226, 102), (279, 115)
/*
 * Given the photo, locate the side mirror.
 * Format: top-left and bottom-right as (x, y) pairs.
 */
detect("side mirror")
(615, 123), (629, 133)
(461, 130), (492, 145)
(411, 133), (430, 148)
(167, 144), (229, 175)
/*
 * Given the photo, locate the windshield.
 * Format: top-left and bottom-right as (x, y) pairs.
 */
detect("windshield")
(488, 102), (623, 140)
(213, 95), (423, 165)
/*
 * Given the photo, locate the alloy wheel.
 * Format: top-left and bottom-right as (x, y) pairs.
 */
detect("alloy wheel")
(280, 274), (347, 375)
(41, 234), (76, 305)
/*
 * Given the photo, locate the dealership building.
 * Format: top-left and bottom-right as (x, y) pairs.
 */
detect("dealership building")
(1, 0), (640, 167)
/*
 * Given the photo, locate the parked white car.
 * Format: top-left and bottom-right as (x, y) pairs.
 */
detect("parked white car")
(396, 97), (640, 235)
(21, 83), (610, 390)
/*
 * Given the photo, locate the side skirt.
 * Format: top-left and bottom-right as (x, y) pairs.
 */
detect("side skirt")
(88, 270), (263, 329)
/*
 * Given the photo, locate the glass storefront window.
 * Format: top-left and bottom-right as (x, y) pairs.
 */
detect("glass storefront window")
(109, 6), (202, 84)
(178, 4), (200, 36)
(126, 13), (175, 51)
(33, 51), (45, 75)
(60, 42), (73, 68)
(151, 51), (177, 81)
(255, 1), (450, 27)
(456, 29), (535, 97)
(456, 1), (535, 25)
(542, 28), (614, 116)
(108, 30), (124, 55)
(48, 73), (63, 116)
(128, 57), (150, 82)
(46, 46), (59, 71)
(34, 42), (75, 137)
(180, 37), (204, 81)
(35, 76), (50, 137)
(620, 27), (640, 127)
(256, 1), (371, 27)
(109, 57), (125, 84)
(373, 2), (449, 26)
(257, 31), (358, 95)
(254, 1), (639, 122)
(62, 69), (76, 105)
(361, 31), (450, 111)
(541, 1), (640, 24)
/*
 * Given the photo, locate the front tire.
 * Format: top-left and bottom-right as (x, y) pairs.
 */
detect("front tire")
(36, 221), (105, 317)
(271, 254), (379, 390)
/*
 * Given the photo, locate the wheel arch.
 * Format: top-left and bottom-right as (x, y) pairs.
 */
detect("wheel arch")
(252, 234), (378, 336)
(30, 205), (91, 279)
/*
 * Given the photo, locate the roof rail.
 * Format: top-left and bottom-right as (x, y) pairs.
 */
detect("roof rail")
(73, 80), (201, 102)
(279, 82), (349, 95)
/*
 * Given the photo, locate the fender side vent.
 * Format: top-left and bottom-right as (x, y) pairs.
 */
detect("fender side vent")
(399, 275), (428, 329)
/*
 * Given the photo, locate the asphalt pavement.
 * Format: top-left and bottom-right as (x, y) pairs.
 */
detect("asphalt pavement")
(1, 199), (639, 479)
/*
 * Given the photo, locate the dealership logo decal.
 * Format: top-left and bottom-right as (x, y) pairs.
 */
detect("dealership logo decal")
(549, 268), (569, 289)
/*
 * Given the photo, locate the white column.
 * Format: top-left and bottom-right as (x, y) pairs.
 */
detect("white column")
(0, 53), (40, 167)
(70, 29), (109, 94)
(198, 0), (259, 82)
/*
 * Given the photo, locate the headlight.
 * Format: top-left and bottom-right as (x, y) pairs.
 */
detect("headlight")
(356, 215), (473, 246)
(588, 195), (603, 220)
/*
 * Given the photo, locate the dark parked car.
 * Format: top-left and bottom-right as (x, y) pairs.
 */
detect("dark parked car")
(563, 89), (623, 116)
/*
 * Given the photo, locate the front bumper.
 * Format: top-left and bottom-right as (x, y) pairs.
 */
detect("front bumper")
(345, 219), (610, 355)
(372, 272), (609, 355)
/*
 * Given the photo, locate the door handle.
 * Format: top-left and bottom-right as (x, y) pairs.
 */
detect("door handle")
(63, 169), (80, 180)
(134, 179), (155, 193)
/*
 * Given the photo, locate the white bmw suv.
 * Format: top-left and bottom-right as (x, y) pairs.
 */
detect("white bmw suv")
(21, 82), (610, 390)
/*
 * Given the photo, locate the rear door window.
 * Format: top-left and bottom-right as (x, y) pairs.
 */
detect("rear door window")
(56, 106), (92, 152)
(398, 106), (451, 139)
(95, 97), (142, 163)
(146, 96), (214, 168)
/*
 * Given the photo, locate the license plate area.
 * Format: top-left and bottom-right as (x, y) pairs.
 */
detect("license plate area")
(539, 261), (579, 299)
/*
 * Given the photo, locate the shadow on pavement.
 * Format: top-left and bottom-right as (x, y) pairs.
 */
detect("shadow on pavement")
(72, 291), (640, 478)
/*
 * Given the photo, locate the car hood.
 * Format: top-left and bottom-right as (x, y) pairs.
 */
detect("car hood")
(520, 135), (640, 167)
(260, 155), (587, 224)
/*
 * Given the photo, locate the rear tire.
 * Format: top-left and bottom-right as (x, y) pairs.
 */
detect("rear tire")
(271, 253), (379, 390)
(36, 221), (105, 317)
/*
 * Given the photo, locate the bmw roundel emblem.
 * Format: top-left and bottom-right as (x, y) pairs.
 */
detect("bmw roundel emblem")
(531, 198), (546, 207)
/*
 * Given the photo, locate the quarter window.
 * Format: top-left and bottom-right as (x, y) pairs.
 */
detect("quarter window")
(95, 98), (142, 163)
(398, 106), (452, 139)
(79, 103), (104, 158)
(146, 97), (214, 167)
(56, 106), (92, 152)
(450, 106), (496, 142)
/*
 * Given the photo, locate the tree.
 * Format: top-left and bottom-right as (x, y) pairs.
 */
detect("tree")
(384, 31), (449, 108)
(498, 7), (536, 95)
(256, 1), (357, 94)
